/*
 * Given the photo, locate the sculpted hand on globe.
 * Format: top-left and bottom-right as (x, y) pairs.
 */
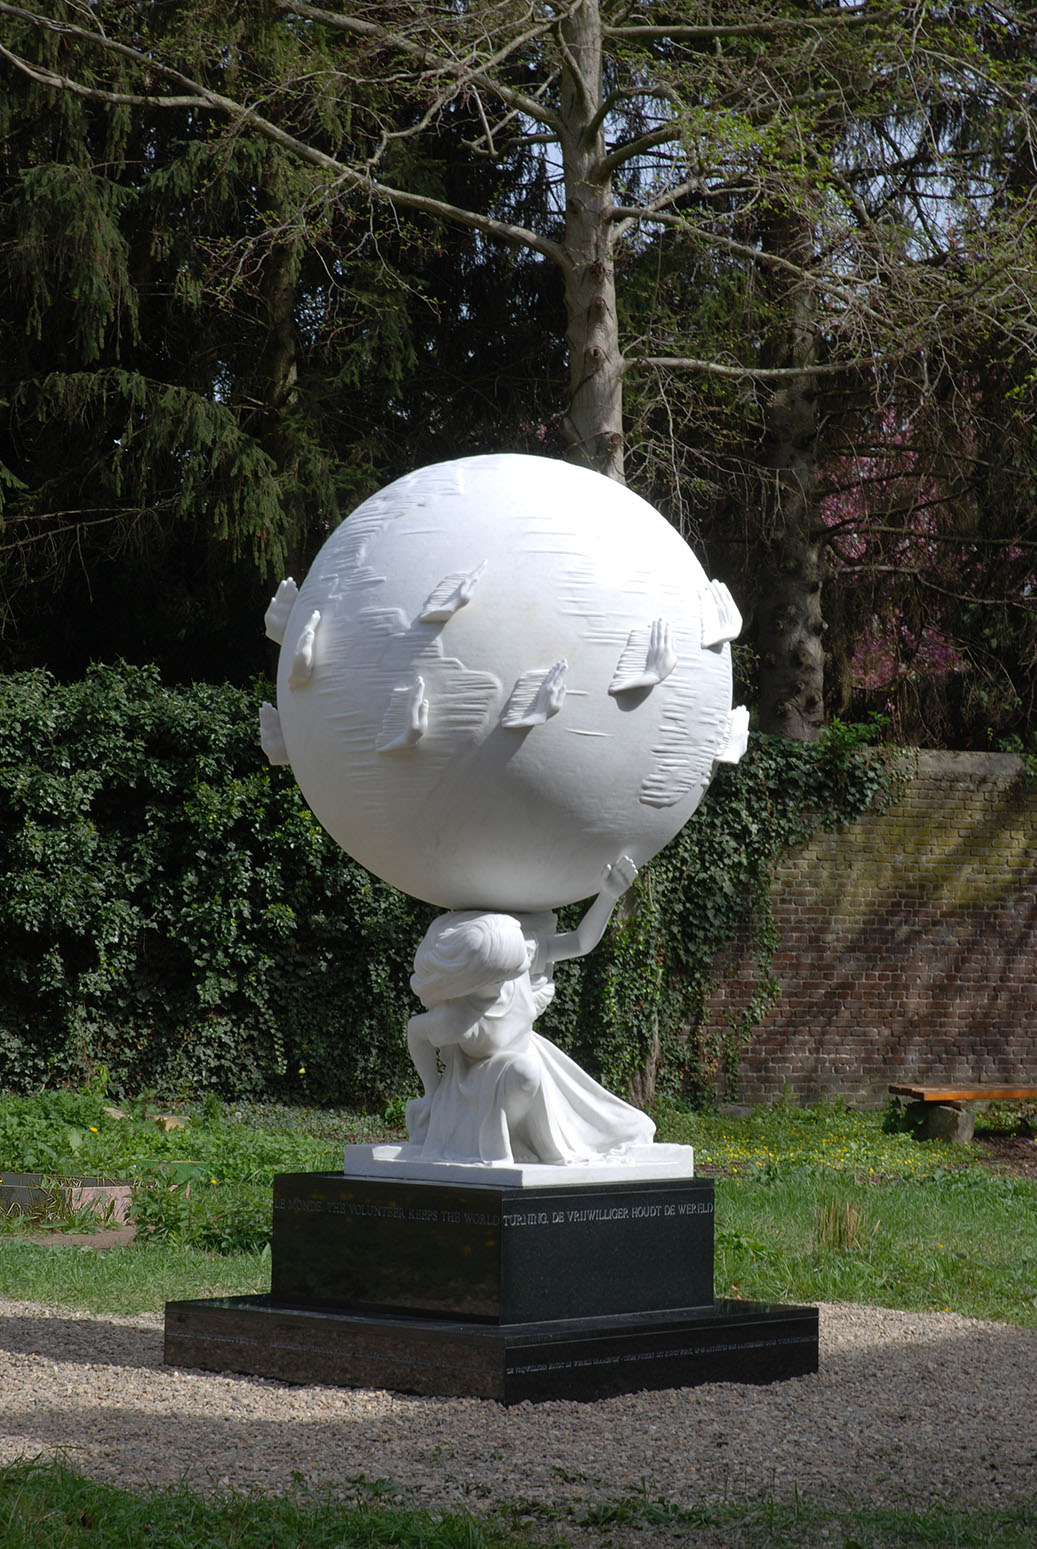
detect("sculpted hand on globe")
(377, 677), (431, 754)
(258, 700), (289, 764)
(403, 679), (430, 743)
(610, 617), (678, 693)
(538, 658), (569, 716)
(504, 657), (569, 728)
(289, 609), (321, 688)
(455, 563), (486, 609)
(263, 577), (299, 645)
(645, 618), (678, 683)
(601, 853), (639, 900)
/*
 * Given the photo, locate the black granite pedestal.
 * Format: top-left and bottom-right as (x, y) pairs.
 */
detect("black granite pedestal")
(164, 1170), (818, 1402)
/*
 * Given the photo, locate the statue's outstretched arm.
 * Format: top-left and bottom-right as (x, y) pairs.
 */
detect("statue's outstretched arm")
(543, 854), (638, 965)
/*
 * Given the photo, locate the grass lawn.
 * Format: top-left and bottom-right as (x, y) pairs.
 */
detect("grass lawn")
(3, 1092), (1034, 1325)
(2, 1458), (1034, 1549)
(665, 1100), (1037, 1329)
(1, 1090), (1034, 1548)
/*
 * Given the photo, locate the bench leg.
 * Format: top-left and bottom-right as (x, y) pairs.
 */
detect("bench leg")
(906, 1101), (975, 1143)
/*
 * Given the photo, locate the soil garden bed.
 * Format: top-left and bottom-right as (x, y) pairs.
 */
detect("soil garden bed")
(973, 1130), (1037, 1181)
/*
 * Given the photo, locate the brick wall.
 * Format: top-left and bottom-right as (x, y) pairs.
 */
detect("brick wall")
(703, 751), (1037, 1107)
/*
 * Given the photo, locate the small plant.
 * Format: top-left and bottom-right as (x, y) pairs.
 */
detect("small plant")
(128, 1160), (211, 1244)
(382, 1095), (409, 1128)
(814, 1196), (874, 1253)
(881, 1097), (915, 1135)
(128, 1159), (275, 1254)
(200, 1090), (223, 1126)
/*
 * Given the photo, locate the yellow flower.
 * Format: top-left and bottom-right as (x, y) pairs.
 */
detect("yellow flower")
(298, 1065), (306, 1075)
(89, 1126), (98, 1132)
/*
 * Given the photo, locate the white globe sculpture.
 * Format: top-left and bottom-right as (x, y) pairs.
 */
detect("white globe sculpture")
(261, 454), (747, 1172)
(262, 453), (746, 910)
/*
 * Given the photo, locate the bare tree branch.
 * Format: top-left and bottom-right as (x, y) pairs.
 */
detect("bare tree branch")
(625, 354), (878, 382)
(0, 1), (567, 266)
(612, 207), (898, 334)
(605, 12), (869, 43)
(272, 0), (568, 134)
(599, 124), (684, 178)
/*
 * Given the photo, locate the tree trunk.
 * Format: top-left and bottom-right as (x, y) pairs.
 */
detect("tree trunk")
(755, 208), (826, 739)
(558, 0), (625, 482)
(246, 236), (301, 456)
(755, 522), (826, 739)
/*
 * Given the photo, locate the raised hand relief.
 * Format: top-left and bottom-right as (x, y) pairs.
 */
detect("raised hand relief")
(289, 609), (321, 689)
(378, 677), (430, 753)
(501, 658), (569, 728)
(264, 577), (298, 645)
(609, 618), (678, 694)
(419, 560), (487, 623)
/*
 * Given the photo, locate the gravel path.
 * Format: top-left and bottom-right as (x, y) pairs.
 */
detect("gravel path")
(1, 1296), (1034, 1539)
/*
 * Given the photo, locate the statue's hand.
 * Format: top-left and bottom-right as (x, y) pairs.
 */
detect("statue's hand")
(602, 853), (638, 899)
(258, 701), (289, 765)
(263, 577), (298, 644)
(501, 658), (569, 728)
(456, 562), (485, 607)
(609, 617), (678, 693)
(401, 677), (429, 743)
(378, 677), (429, 752)
(457, 1025), (489, 1057)
(645, 617), (678, 682)
(409, 1005), (448, 1042)
(527, 657), (568, 721)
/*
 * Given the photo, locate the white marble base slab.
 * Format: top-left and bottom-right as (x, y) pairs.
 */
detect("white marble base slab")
(342, 1142), (694, 1188)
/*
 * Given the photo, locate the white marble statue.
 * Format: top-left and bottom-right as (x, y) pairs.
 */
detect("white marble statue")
(260, 453), (748, 1171)
(403, 856), (654, 1165)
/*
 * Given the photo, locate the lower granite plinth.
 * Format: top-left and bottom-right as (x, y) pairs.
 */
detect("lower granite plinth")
(164, 1295), (819, 1404)
(163, 1168), (819, 1402)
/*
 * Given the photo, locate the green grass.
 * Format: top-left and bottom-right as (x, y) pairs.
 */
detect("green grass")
(555, 1487), (1037, 1547)
(656, 1096), (974, 1178)
(713, 1166), (1037, 1325)
(0, 1238), (269, 1316)
(557, 1488), (1037, 1547)
(2, 1092), (1035, 1325)
(0, 1459), (546, 1549)
(0, 1088), (381, 1183)
(0, 1091), (403, 1257)
(2, 1460), (1034, 1549)
(653, 1098), (1037, 1328)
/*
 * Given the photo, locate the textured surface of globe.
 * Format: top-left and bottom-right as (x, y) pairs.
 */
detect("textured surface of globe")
(262, 454), (746, 911)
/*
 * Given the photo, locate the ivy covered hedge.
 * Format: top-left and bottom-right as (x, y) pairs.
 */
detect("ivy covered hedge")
(0, 665), (432, 1104)
(0, 666), (901, 1106)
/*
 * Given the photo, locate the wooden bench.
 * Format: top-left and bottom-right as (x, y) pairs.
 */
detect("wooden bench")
(889, 1084), (1037, 1142)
